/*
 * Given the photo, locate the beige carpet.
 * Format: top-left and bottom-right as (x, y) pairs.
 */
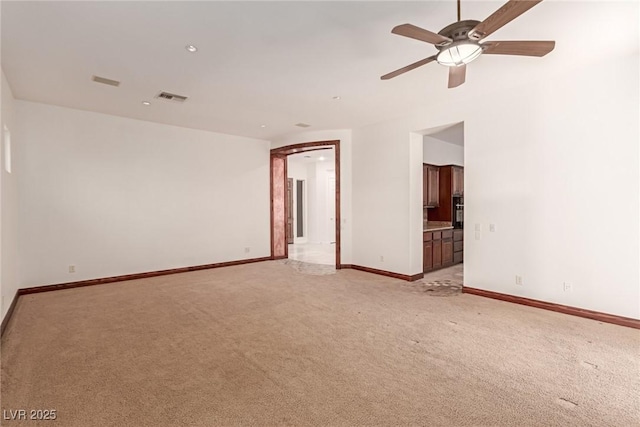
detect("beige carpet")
(1, 261), (638, 426)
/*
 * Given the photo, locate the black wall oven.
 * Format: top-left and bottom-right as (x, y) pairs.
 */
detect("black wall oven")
(453, 196), (463, 229)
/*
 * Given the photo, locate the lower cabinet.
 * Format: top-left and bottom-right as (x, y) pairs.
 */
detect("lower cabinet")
(433, 232), (442, 269)
(453, 229), (463, 265)
(442, 238), (453, 265)
(423, 241), (433, 271)
(424, 229), (455, 273)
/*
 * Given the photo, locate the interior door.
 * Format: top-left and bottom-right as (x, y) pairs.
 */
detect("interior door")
(287, 178), (293, 244)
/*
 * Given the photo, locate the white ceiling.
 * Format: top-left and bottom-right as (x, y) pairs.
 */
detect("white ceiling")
(288, 147), (335, 165)
(424, 122), (464, 146)
(2, 1), (637, 140)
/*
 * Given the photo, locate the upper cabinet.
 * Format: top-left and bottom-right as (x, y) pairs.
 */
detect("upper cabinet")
(428, 165), (464, 222)
(452, 166), (464, 196)
(423, 164), (440, 207)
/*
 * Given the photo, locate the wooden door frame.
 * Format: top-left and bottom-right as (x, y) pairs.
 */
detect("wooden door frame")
(270, 140), (341, 269)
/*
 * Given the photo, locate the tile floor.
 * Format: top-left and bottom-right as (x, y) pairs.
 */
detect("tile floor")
(281, 259), (337, 275)
(403, 264), (464, 296)
(288, 242), (336, 266)
(423, 263), (464, 286)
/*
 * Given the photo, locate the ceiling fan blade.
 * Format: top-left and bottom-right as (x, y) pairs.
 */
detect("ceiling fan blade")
(469, 0), (543, 40)
(381, 55), (438, 80)
(448, 64), (466, 88)
(482, 40), (555, 56)
(392, 24), (452, 46)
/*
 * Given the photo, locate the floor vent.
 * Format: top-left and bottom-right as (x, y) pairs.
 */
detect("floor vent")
(156, 92), (188, 103)
(91, 75), (120, 87)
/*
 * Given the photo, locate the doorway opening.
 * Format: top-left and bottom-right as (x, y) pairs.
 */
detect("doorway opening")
(270, 140), (341, 269)
(420, 122), (464, 288)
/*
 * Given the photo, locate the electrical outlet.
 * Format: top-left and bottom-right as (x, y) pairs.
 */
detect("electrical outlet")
(69, 265), (76, 273)
(474, 231), (481, 240)
(380, 256), (384, 262)
(563, 282), (573, 292)
(474, 223), (481, 231)
(489, 224), (496, 232)
(244, 247), (251, 253)
(515, 275), (523, 286)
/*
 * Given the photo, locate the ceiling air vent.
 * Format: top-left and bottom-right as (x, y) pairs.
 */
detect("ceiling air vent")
(295, 123), (311, 128)
(92, 75), (120, 87)
(156, 92), (188, 103)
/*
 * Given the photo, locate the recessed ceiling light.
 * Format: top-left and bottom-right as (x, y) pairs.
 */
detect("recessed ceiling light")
(142, 101), (151, 106)
(319, 156), (325, 161)
(185, 45), (198, 53)
(260, 124), (267, 128)
(333, 96), (341, 100)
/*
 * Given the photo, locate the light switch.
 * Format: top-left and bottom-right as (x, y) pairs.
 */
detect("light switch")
(489, 224), (496, 232)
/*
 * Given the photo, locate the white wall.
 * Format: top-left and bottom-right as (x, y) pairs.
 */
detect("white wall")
(304, 162), (321, 244)
(310, 159), (335, 244)
(409, 132), (424, 276)
(272, 130), (352, 264)
(352, 6), (639, 318)
(15, 101), (271, 288)
(462, 55), (638, 319)
(423, 135), (464, 166)
(353, 121), (415, 273)
(1, 70), (20, 319)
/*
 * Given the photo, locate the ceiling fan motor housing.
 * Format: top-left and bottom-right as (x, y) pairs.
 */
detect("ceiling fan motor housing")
(437, 20), (481, 46)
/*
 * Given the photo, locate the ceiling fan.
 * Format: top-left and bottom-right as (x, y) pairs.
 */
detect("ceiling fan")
(381, 0), (555, 88)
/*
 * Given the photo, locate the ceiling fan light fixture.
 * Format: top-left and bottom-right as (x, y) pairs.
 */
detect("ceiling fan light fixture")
(436, 42), (482, 67)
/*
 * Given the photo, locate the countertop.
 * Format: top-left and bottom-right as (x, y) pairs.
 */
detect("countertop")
(423, 226), (454, 232)
(423, 222), (454, 232)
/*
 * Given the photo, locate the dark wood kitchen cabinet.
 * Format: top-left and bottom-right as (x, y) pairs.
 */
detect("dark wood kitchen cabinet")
(453, 229), (464, 264)
(423, 229), (454, 273)
(452, 166), (464, 196)
(423, 232), (433, 271)
(430, 165), (464, 222)
(442, 230), (454, 265)
(432, 232), (442, 269)
(423, 164), (440, 207)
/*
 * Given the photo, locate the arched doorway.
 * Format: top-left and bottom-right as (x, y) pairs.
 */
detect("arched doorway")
(270, 140), (341, 269)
